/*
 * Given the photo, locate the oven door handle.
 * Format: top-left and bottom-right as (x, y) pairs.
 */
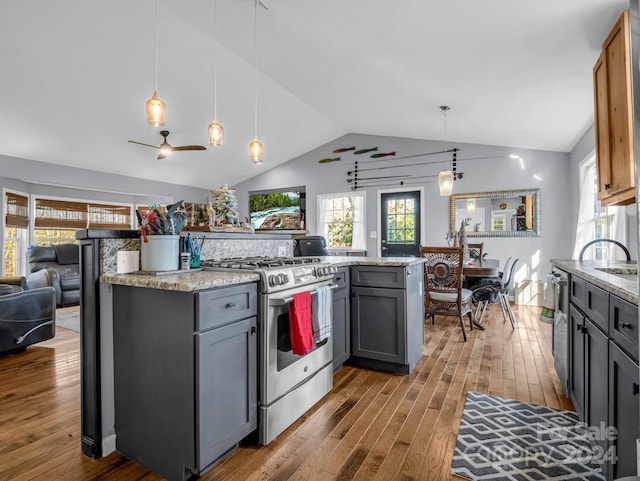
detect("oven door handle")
(269, 283), (339, 306)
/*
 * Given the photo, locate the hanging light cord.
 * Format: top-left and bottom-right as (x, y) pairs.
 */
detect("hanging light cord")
(213, 0), (218, 118)
(253, 0), (258, 137)
(154, 0), (159, 93)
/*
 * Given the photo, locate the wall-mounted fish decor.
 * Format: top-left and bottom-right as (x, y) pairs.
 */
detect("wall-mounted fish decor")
(318, 157), (341, 164)
(354, 147), (378, 155)
(370, 151), (396, 158)
(332, 146), (356, 153)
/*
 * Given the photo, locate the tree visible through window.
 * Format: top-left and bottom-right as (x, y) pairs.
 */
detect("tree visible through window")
(318, 192), (366, 249)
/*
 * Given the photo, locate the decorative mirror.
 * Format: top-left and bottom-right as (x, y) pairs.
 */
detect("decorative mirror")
(449, 188), (540, 238)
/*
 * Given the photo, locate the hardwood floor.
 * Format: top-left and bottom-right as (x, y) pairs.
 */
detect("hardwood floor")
(0, 304), (572, 481)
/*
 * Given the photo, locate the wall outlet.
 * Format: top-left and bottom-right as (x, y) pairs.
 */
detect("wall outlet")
(370, 231), (377, 239)
(117, 250), (139, 274)
(278, 246), (288, 257)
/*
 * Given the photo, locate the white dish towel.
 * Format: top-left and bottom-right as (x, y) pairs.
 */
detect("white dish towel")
(312, 285), (332, 343)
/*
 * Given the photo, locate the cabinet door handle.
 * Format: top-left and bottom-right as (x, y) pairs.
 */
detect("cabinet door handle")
(251, 326), (256, 335)
(225, 302), (236, 309)
(620, 322), (632, 329)
(605, 183), (611, 189)
(633, 383), (639, 396)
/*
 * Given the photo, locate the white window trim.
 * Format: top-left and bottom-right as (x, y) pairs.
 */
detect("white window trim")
(316, 191), (367, 250)
(3, 188), (30, 276)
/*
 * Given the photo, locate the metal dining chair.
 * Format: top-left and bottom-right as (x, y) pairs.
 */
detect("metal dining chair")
(472, 257), (519, 329)
(420, 246), (476, 341)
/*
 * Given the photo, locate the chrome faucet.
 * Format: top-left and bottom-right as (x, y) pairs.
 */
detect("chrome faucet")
(578, 239), (631, 261)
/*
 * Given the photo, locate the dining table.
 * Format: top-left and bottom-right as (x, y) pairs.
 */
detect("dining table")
(463, 258), (500, 278)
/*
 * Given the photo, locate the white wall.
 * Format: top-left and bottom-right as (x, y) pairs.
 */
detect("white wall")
(0, 154), (210, 205)
(234, 133), (573, 289)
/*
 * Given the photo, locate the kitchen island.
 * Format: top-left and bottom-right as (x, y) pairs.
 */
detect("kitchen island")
(103, 256), (425, 481)
(550, 259), (638, 480)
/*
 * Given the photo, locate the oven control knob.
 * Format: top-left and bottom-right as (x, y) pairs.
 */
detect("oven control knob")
(268, 275), (278, 287)
(277, 273), (289, 285)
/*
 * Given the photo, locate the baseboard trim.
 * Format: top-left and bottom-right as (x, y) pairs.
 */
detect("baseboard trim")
(102, 434), (116, 456)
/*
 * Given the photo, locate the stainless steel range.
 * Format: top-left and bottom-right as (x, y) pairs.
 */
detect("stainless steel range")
(201, 256), (337, 444)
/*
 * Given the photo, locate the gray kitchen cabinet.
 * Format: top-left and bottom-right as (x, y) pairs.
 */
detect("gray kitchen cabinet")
(585, 318), (609, 471)
(609, 341), (640, 480)
(609, 294), (638, 363)
(569, 304), (586, 420)
(113, 283), (258, 481)
(566, 271), (639, 480)
(332, 267), (350, 370)
(584, 282), (609, 332)
(349, 265), (423, 374)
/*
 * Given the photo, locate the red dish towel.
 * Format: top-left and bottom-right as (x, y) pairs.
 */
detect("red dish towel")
(289, 291), (314, 355)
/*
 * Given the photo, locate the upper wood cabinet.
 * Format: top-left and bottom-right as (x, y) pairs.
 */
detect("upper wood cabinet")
(593, 9), (636, 206)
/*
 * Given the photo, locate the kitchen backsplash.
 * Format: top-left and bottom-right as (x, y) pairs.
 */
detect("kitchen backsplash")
(100, 236), (293, 276)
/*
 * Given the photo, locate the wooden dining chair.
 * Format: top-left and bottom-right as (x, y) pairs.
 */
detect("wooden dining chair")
(467, 242), (483, 260)
(420, 246), (475, 341)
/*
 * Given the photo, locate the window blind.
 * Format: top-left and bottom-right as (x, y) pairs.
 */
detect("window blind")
(88, 204), (131, 230)
(34, 198), (132, 230)
(5, 192), (29, 228)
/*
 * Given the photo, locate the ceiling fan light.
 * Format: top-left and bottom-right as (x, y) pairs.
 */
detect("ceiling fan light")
(146, 91), (166, 127)
(159, 143), (172, 156)
(249, 137), (263, 164)
(438, 170), (454, 196)
(208, 119), (224, 146)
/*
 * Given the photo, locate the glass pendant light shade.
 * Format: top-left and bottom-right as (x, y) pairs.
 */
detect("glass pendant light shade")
(146, 91), (166, 127)
(249, 137), (263, 164)
(438, 170), (454, 196)
(466, 198), (476, 213)
(208, 119), (224, 146)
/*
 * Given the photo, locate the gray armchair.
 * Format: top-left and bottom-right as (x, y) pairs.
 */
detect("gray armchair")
(0, 286), (56, 356)
(26, 244), (80, 307)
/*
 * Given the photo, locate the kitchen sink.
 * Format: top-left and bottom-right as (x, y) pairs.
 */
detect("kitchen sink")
(594, 266), (638, 281)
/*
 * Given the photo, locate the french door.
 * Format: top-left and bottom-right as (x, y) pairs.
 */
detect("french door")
(380, 190), (421, 257)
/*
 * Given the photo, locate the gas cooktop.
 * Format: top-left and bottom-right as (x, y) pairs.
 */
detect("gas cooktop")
(200, 256), (334, 293)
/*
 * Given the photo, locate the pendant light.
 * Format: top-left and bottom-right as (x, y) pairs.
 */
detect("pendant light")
(146, 0), (166, 127)
(207, 0), (224, 146)
(249, 0), (263, 164)
(438, 105), (453, 196)
(466, 198), (476, 213)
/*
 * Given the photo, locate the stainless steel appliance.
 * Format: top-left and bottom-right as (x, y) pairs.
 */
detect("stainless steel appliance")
(201, 256), (337, 444)
(550, 268), (569, 395)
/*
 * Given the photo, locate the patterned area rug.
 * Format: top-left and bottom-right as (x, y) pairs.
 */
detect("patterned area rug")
(451, 392), (605, 481)
(56, 306), (80, 333)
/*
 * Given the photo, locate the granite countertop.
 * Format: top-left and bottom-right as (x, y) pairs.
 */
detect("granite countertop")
(102, 256), (425, 291)
(550, 259), (638, 305)
(320, 256), (427, 268)
(102, 270), (259, 292)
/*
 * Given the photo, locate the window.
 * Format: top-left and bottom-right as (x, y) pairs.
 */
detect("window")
(573, 154), (626, 260)
(4, 190), (29, 276)
(33, 197), (133, 245)
(317, 192), (366, 249)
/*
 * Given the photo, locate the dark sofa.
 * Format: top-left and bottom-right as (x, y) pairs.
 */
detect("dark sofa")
(0, 286), (56, 356)
(26, 244), (80, 307)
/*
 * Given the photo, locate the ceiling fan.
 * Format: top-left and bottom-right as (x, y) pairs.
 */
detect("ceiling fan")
(128, 130), (207, 160)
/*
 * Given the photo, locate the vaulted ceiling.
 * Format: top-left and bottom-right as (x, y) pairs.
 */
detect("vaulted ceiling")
(0, 0), (628, 190)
